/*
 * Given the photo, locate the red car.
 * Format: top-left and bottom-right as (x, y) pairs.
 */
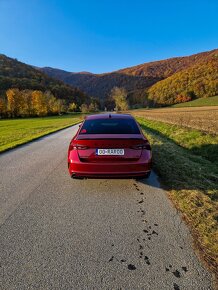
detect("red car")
(68, 113), (152, 179)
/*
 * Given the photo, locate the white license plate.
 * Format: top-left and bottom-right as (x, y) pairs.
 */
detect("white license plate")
(96, 149), (124, 156)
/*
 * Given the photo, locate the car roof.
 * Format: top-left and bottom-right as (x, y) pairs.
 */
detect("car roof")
(85, 113), (134, 120)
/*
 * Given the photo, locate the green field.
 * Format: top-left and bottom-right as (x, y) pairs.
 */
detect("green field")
(172, 95), (218, 107)
(136, 117), (218, 273)
(0, 114), (82, 153)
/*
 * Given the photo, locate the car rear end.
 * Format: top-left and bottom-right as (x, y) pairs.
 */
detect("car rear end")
(68, 114), (152, 178)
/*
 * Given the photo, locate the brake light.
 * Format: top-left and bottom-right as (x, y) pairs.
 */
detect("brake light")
(69, 143), (89, 151)
(76, 145), (89, 150)
(131, 143), (151, 150)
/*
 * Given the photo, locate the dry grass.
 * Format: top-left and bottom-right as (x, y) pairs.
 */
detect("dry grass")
(136, 117), (218, 280)
(131, 106), (218, 135)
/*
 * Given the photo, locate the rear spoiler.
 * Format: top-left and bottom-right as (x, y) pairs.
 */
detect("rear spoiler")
(77, 134), (144, 140)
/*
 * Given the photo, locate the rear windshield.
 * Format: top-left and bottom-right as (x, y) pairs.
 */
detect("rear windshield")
(80, 118), (140, 134)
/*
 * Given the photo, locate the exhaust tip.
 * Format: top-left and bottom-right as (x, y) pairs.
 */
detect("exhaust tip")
(71, 173), (84, 180)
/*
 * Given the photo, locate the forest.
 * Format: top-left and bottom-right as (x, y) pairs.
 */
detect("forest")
(147, 53), (218, 106)
(0, 54), (99, 118)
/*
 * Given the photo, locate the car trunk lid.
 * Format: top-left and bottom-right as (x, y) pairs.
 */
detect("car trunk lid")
(73, 134), (146, 162)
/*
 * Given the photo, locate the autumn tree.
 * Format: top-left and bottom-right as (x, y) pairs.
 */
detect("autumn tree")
(43, 91), (58, 114)
(68, 102), (77, 112)
(23, 89), (35, 116)
(52, 99), (64, 114)
(0, 97), (7, 118)
(80, 103), (89, 113)
(110, 87), (129, 111)
(6, 89), (18, 117)
(31, 90), (48, 116)
(88, 100), (99, 112)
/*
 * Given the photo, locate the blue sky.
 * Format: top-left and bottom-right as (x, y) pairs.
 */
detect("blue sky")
(0, 0), (217, 73)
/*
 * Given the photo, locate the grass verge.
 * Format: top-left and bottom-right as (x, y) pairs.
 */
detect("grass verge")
(0, 114), (83, 153)
(136, 118), (218, 164)
(136, 117), (218, 276)
(172, 95), (218, 108)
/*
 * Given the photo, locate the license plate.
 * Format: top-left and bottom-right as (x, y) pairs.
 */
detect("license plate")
(96, 149), (124, 156)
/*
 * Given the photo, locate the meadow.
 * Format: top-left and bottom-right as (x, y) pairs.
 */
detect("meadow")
(172, 95), (218, 108)
(132, 106), (218, 134)
(0, 114), (83, 153)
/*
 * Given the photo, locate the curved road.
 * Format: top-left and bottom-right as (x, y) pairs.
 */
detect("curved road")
(0, 124), (212, 289)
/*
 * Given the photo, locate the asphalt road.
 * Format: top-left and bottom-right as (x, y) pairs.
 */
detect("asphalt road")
(0, 124), (213, 290)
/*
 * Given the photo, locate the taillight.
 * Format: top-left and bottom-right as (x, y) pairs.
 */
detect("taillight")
(69, 143), (89, 151)
(76, 145), (89, 150)
(131, 143), (151, 150)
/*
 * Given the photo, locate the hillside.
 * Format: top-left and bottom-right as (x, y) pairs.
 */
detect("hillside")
(148, 50), (218, 105)
(41, 68), (161, 106)
(41, 49), (218, 106)
(0, 54), (88, 105)
(117, 50), (215, 77)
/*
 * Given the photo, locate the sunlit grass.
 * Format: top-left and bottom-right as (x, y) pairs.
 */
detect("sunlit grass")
(137, 118), (218, 164)
(0, 114), (82, 153)
(172, 95), (218, 107)
(136, 117), (218, 273)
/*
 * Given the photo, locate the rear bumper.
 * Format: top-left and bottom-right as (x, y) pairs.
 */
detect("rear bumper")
(68, 150), (152, 178)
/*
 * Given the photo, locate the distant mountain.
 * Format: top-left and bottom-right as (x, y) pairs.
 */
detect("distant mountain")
(40, 67), (161, 106)
(41, 49), (218, 106)
(0, 54), (89, 105)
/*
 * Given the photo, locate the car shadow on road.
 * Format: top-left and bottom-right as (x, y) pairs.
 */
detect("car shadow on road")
(137, 171), (161, 189)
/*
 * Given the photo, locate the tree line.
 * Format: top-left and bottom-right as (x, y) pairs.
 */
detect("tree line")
(1, 79), (217, 118)
(0, 88), (100, 118)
